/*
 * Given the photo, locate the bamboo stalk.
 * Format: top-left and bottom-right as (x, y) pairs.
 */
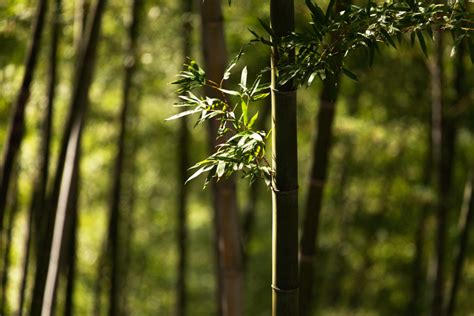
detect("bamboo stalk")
(270, 0), (298, 315)
(200, 1), (243, 315)
(176, 0), (192, 315)
(0, 0), (47, 237)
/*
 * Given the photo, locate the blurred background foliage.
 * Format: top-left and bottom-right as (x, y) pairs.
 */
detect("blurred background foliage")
(0, 0), (473, 315)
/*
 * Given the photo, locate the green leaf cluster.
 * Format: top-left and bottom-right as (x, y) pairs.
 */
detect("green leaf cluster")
(257, 0), (474, 86)
(170, 54), (271, 187)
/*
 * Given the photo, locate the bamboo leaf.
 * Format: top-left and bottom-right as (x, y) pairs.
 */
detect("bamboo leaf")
(306, 0), (325, 22)
(248, 112), (259, 128)
(258, 18), (274, 37)
(241, 66), (248, 88)
(185, 165), (213, 184)
(417, 31), (428, 57)
(223, 50), (244, 80)
(165, 109), (199, 121)
(342, 67), (358, 81)
(241, 99), (248, 126)
(326, 0), (337, 20)
(380, 28), (397, 48)
(469, 36), (474, 63)
(218, 88), (240, 96)
(217, 161), (226, 178)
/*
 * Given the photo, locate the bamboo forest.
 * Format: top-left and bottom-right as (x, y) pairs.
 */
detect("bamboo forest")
(0, 0), (473, 315)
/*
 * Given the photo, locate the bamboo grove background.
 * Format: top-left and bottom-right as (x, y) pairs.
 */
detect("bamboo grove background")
(0, 0), (473, 315)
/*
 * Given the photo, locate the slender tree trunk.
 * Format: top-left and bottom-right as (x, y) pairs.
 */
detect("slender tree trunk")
(325, 89), (360, 306)
(93, 250), (106, 316)
(32, 0), (107, 314)
(120, 90), (142, 315)
(0, 0), (47, 237)
(63, 3), (87, 315)
(30, 0), (89, 309)
(299, 66), (342, 316)
(17, 0), (61, 313)
(430, 29), (446, 316)
(176, 106), (190, 316)
(176, 0), (192, 315)
(445, 173), (473, 316)
(298, 2), (348, 314)
(106, 0), (141, 315)
(408, 119), (432, 316)
(431, 28), (460, 316)
(270, 1), (298, 315)
(57, 152), (80, 316)
(64, 174), (79, 316)
(0, 173), (18, 316)
(445, 39), (469, 316)
(18, 192), (34, 316)
(200, 1), (243, 315)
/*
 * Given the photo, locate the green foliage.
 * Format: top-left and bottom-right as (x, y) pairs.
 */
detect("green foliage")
(253, 0), (474, 86)
(172, 0), (474, 189)
(169, 55), (272, 187)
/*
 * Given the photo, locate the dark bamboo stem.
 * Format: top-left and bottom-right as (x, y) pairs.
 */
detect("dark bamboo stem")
(408, 115), (433, 315)
(446, 174), (474, 316)
(270, 0), (298, 315)
(200, 1), (243, 315)
(445, 39), (469, 316)
(34, 0), (107, 314)
(17, 0), (61, 314)
(430, 29), (447, 316)
(0, 174), (18, 315)
(176, 0), (192, 315)
(0, 0), (47, 237)
(299, 63), (342, 316)
(106, 0), (140, 315)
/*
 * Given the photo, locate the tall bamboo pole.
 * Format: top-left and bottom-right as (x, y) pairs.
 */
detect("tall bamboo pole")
(17, 0), (61, 313)
(430, 29), (447, 316)
(445, 38), (469, 316)
(36, 0), (107, 314)
(446, 173), (474, 316)
(0, 0), (47, 236)
(270, 0), (298, 315)
(200, 1), (243, 315)
(299, 53), (343, 316)
(408, 123), (432, 316)
(106, 0), (141, 314)
(0, 172), (18, 315)
(176, 0), (192, 314)
(298, 1), (348, 313)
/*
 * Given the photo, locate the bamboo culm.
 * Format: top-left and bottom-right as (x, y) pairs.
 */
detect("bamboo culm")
(270, 0), (298, 315)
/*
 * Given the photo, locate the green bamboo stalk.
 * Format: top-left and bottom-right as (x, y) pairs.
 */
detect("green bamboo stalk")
(270, 0), (298, 315)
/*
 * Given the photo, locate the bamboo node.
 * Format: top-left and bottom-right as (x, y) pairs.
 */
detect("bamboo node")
(271, 186), (298, 195)
(271, 87), (297, 95)
(271, 284), (298, 294)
